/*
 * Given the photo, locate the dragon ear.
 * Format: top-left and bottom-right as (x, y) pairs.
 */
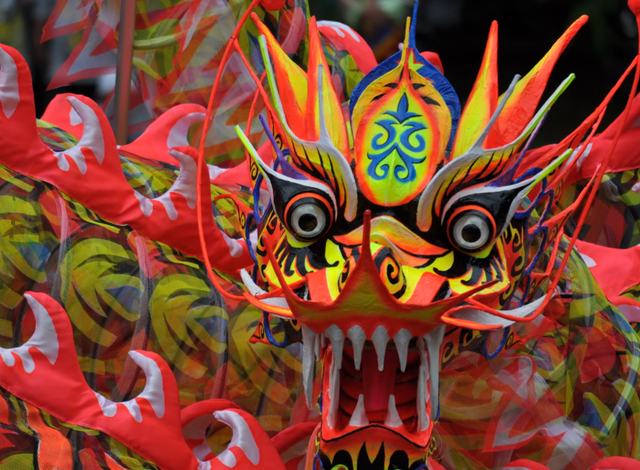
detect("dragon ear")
(484, 16), (587, 148)
(450, 21), (498, 159)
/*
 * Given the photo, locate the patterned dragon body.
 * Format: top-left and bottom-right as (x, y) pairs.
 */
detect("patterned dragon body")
(0, 0), (639, 469)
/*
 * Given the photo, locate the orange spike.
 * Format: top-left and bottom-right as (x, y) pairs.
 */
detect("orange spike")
(485, 16), (588, 149)
(451, 21), (498, 158)
(400, 17), (411, 69)
(306, 17), (349, 155)
(400, 18), (414, 83)
(306, 16), (324, 140)
(252, 12), (309, 140)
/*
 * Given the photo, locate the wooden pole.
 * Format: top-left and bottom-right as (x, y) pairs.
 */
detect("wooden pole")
(114, 0), (136, 145)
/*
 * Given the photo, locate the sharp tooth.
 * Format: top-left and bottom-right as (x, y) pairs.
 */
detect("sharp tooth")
(347, 325), (366, 370)
(314, 333), (322, 361)
(384, 395), (403, 428)
(348, 394), (369, 427)
(416, 338), (432, 432)
(371, 326), (389, 372)
(393, 329), (411, 373)
(325, 326), (344, 430)
(417, 363), (430, 431)
(327, 349), (340, 429)
(424, 326), (445, 420)
(325, 325), (345, 370)
(301, 324), (316, 410)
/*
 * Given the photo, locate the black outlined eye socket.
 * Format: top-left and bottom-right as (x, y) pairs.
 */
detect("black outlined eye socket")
(447, 205), (497, 253)
(284, 194), (334, 241)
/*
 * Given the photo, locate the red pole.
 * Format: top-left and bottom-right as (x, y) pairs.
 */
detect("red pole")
(114, 0), (136, 145)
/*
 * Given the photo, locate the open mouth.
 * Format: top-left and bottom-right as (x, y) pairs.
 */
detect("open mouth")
(302, 325), (444, 446)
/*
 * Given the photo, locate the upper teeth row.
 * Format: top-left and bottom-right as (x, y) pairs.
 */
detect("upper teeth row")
(301, 324), (446, 431)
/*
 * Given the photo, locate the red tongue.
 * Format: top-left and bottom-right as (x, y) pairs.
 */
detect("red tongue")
(362, 347), (399, 421)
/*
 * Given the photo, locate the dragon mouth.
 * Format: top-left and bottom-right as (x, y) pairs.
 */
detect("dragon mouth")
(303, 325), (444, 446)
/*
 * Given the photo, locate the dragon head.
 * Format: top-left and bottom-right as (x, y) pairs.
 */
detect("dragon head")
(235, 6), (591, 469)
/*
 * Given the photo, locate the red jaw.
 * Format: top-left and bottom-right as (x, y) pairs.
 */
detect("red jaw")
(315, 325), (442, 448)
(342, 344), (421, 428)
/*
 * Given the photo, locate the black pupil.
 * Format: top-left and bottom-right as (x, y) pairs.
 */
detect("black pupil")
(298, 213), (318, 233)
(461, 224), (482, 243)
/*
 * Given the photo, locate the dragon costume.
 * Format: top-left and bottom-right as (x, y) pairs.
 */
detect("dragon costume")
(0, 0), (639, 469)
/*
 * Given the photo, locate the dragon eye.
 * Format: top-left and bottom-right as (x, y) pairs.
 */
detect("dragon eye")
(285, 194), (334, 241)
(447, 206), (496, 253)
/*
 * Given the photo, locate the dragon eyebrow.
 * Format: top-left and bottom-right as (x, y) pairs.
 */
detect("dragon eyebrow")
(234, 124), (338, 221)
(416, 72), (574, 232)
(440, 147), (572, 241)
(258, 35), (359, 221)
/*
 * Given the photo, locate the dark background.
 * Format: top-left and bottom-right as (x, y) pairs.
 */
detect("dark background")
(311, 0), (638, 145)
(12, 0), (640, 145)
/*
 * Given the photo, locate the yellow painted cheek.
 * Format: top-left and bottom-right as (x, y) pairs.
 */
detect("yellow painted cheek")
(447, 242), (513, 295)
(430, 251), (455, 273)
(286, 232), (311, 249)
(379, 256), (406, 298)
(398, 265), (425, 303)
(261, 253), (304, 289)
(304, 257), (314, 274)
(449, 273), (476, 294)
(262, 262), (282, 289)
(282, 269), (304, 286)
(469, 243), (494, 260)
(324, 240), (343, 266)
(324, 240), (348, 300)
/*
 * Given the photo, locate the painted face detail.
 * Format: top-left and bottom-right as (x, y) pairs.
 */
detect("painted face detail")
(237, 7), (590, 470)
(355, 84), (448, 206)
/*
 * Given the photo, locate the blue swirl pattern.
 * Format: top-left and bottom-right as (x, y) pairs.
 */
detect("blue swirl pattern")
(367, 94), (428, 183)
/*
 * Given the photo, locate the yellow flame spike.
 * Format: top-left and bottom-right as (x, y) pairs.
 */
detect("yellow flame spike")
(252, 12), (309, 141)
(306, 16), (350, 157)
(400, 16), (411, 68)
(485, 15), (588, 148)
(451, 21), (499, 159)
